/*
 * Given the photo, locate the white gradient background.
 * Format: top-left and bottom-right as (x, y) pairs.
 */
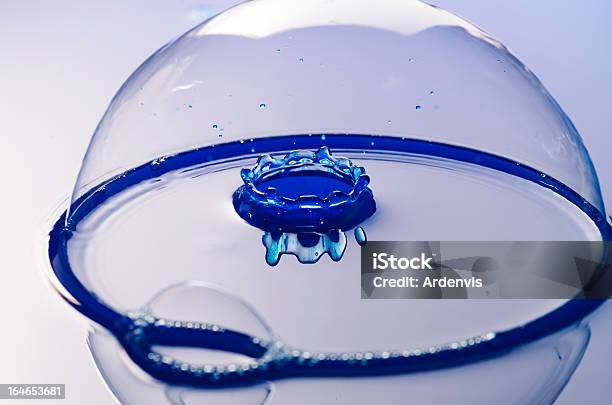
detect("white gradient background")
(0, 1), (610, 403)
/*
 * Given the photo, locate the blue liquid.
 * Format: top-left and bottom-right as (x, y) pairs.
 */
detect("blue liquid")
(63, 134), (609, 239)
(257, 173), (354, 199)
(262, 229), (347, 266)
(49, 133), (611, 387)
(355, 227), (367, 246)
(233, 147), (376, 265)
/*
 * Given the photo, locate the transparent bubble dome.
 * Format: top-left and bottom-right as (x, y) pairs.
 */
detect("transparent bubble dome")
(71, 0), (605, 212)
(55, 0), (611, 402)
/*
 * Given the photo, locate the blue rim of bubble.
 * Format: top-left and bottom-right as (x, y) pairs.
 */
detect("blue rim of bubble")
(48, 134), (611, 387)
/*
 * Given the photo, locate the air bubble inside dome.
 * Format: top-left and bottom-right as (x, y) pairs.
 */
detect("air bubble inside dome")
(71, 0), (604, 214)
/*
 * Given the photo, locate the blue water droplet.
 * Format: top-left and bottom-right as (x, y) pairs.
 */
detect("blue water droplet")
(234, 147), (376, 265)
(354, 227), (367, 246)
(415, 105), (422, 110)
(259, 103), (266, 109)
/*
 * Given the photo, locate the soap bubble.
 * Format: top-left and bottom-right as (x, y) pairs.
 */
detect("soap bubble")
(50, 0), (611, 403)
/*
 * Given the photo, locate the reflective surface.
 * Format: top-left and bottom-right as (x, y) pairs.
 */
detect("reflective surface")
(47, 0), (612, 403)
(1, 1), (610, 404)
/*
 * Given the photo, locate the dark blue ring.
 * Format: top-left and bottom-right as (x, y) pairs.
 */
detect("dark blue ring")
(48, 133), (611, 387)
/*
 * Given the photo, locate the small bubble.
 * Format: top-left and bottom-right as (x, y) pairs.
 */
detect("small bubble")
(415, 105), (422, 110)
(240, 139), (245, 144)
(298, 57), (304, 63)
(429, 90), (435, 95)
(259, 103), (266, 109)
(409, 58), (414, 62)
(370, 141), (375, 146)
(188, 104), (193, 109)
(212, 124), (218, 129)
(218, 134), (223, 138)
(321, 134), (326, 140)
(387, 120), (392, 125)
(251, 147), (255, 153)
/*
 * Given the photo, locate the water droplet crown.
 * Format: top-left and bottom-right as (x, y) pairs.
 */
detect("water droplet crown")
(233, 146), (376, 234)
